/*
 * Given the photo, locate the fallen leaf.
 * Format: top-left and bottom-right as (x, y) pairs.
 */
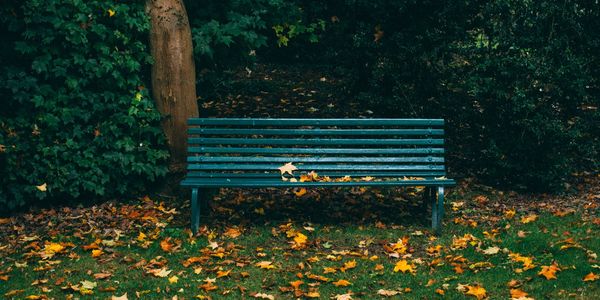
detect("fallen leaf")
(91, 249), (103, 258)
(482, 246), (500, 255)
(111, 293), (128, 300)
(436, 289), (445, 295)
(377, 289), (400, 296)
(224, 227), (242, 239)
(255, 261), (276, 269)
(147, 268), (172, 278)
(393, 260), (416, 274)
(278, 162), (297, 176)
(216, 270), (231, 278)
(538, 263), (560, 280)
(294, 188), (307, 197)
(160, 238), (174, 252)
(252, 293), (275, 300)
(93, 272), (112, 280)
(509, 288), (533, 300)
(521, 214), (538, 224)
(464, 285), (487, 299)
(583, 272), (599, 282)
(108, 9), (116, 17)
(332, 279), (352, 287)
(340, 260), (357, 272)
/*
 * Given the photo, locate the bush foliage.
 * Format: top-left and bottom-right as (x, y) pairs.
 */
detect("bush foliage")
(0, 0), (168, 210)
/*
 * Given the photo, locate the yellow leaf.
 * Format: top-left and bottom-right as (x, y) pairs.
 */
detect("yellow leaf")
(504, 209), (516, 218)
(137, 232), (146, 241)
(464, 285), (487, 299)
(323, 267), (337, 274)
(216, 270), (231, 278)
(91, 249), (103, 258)
(520, 214), (538, 224)
(393, 260), (416, 274)
(508, 253), (535, 271)
(108, 9), (115, 17)
(340, 260), (357, 272)
(583, 272), (600, 282)
(255, 261), (275, 269)
(168, 275), (179, 284)
(332, 279), (351, 287)
(36, 183), (47, 192)
(509, 288), (532, 300)
(305, 291), (320, 298)
(538, 263), (560, 280)
(374, 264), (384, 271)
(278, 162), (297, 176)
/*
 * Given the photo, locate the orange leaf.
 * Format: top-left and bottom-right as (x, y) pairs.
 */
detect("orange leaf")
(538, 263), (560, 280)
(160, 238), (173, 252)
(520, 214), (538, 224)
(332, 279), (352, 287)
(340, 260), (357, 272)
(91, 249), (103, 258)
(290, 280), (303, 289)
(216, 270), (231, 278)
(509, 288), (530, 299)
(583, 272), (599, 282)
(323, 267), (337, 274)
(294, 188), (307, 197)
(465, 285), (487, 299)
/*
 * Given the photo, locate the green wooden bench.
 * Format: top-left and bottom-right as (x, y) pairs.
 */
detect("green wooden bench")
(181, 118), (455, 234)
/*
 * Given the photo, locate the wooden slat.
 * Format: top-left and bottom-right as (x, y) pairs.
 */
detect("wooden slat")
(187, 164), (445, 171)
(181, 178), (456, 187)
(188, 147), (445, 154)
(188, 128), (444, 135)
(188, 118), (444, 126)
(187, 156), (444, 163)
(186, 171), (447, 178)
(188, 138), (444, 146)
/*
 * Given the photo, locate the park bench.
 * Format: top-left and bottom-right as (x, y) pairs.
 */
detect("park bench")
(181, 118), (455, 234)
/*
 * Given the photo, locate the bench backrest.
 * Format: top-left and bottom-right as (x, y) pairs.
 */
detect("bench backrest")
(187, 118), (447, 179)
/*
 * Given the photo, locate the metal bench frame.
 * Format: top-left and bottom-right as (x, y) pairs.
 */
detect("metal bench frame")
(181, 118), (455, 234)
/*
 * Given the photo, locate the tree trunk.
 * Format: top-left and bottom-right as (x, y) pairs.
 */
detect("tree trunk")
(146, 0), (198, 171)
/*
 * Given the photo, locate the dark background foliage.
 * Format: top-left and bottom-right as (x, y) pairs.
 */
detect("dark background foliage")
(0, 0), (598, 210)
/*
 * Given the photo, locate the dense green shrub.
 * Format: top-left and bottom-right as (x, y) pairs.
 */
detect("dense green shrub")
(0, 0), (169, 210)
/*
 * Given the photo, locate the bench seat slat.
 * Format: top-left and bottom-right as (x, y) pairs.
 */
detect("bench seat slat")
(189, 138), (444, 146)
(188, 164), (445, 171)
(187, 156), (444, 163)
(188, 147), (445, 154)
(189, 128), (444, 135)
(188, 118), (444, 126)
(186, 171), (447, 178)
(181, 178), (456, 187)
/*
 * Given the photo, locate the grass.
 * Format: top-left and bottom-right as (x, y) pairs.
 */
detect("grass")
(0, 183), (599, 299)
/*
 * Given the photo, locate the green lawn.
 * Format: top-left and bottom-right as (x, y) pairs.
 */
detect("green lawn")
(1, 181), (598, 299)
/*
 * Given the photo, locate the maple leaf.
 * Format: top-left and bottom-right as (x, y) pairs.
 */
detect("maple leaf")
(306, 273), (330, 282)
(199, 282), (218, 291)
(332, 279), (352, 286)
(323, 267), (337, 274)
(340, 260), (357, 272)
(393, 260), (416, 274)
(91, 249), (103, 258)
(108, 9), (116, 17)
(216, 270), (231, 278)
(334, 292), (354, 300)
(538, 263), (560, 280)
(464, 285), (487, 299)
(583, 272), (599, 282)
(147, 268), (172, 278)
(224, 227), (242, 238)
(278, 162), (297, 176)
(305, 291), (320, 298)
(509, 288), (533, 300)
(168, 275), (179, 283)
(508, 253), (535, 271)
(255, 261), (276, 269)
(80, 280), (97, 290)
(160, 238), (174, 252)
(292, 232), (308, 249)
(436, 289), (445, 295)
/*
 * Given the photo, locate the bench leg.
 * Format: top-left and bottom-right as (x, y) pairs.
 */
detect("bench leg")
(191, 188), (200, 234)
(431, 187), (439, 233)
(433, 186), (445, 235)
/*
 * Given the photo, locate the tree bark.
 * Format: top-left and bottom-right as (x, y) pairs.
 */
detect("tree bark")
(146, 0), (198, 171)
